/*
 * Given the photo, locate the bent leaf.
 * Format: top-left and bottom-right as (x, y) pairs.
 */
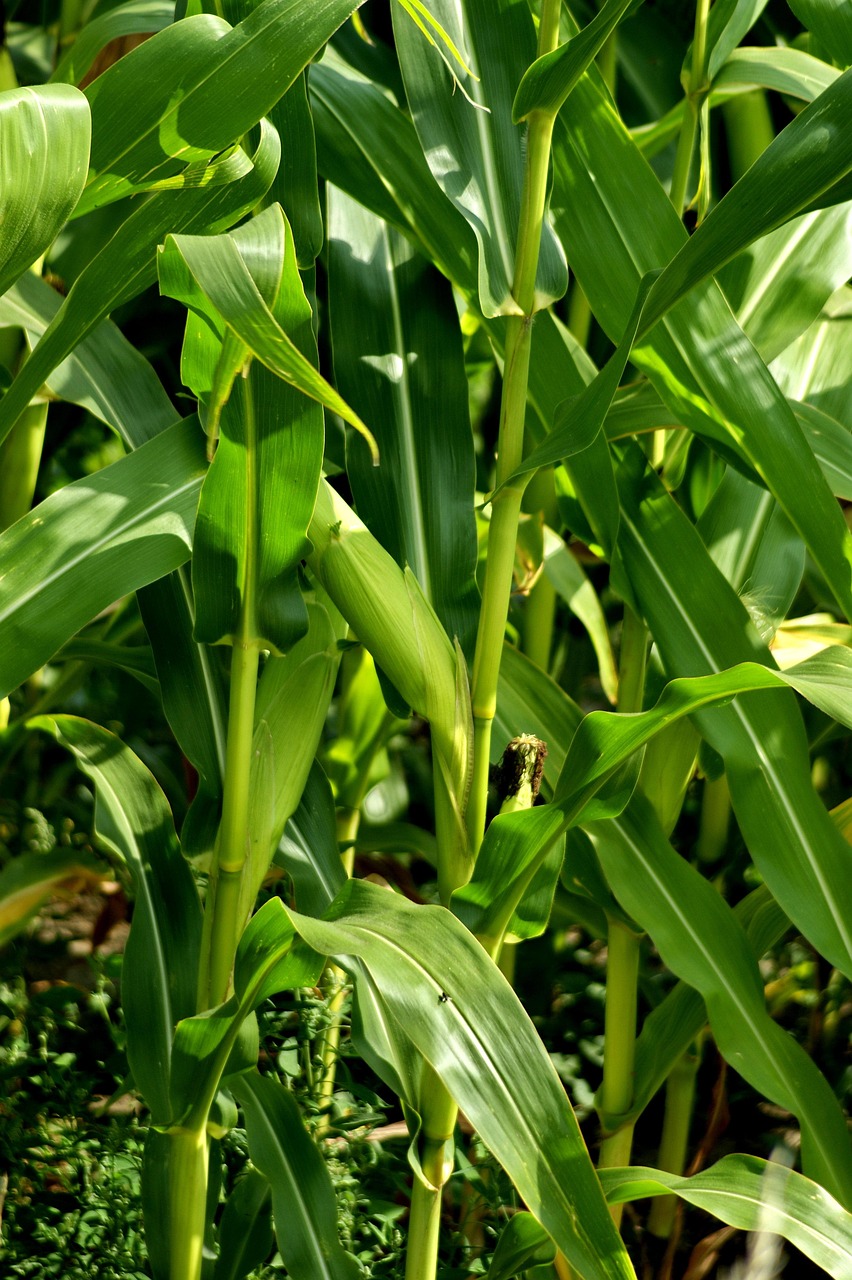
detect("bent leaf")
(287, 879), (636, 1280)
(0, 420), (206, 699)
(28, 716), (201, 1124)
(601, 1155), (852, 1278)
(0, 84), (91, 299)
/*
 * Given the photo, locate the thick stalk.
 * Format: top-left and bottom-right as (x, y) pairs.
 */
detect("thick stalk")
(164, 1126), (209, 1280)
(467, 0), (562, 855)
(646, 1049), (700, 1239)
(0, 402), (49, 532)
(668, 0), (711, 214)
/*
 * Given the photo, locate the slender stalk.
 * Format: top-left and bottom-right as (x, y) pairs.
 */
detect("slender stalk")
(316, 806), (359, 1128)
(202, 637), (260, 1007)
(199, 375), (261, 1010)
(467, 0), (562, 855)
(646, 1048), (700, 1239)
(668, 0), (711, 214)
(597, 918), (641, 1230)
(696, 773), (731, 864)
(522, 469), (560, 671)
(721, 89), (774, 180)
(404, 1063), (458, 1280)
(597, 608), (647, 1222)
(567, 279), (592, 348)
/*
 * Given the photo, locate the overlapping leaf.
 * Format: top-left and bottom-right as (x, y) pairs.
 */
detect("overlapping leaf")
(328, 188), (479, 654)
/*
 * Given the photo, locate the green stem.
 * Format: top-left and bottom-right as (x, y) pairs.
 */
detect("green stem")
(316, 806), (360, 1128)
(721, 89), (774, 180)
(597, 608), (647, 1222)
(617, 605), (647, 714)
(165, 1125), (209, 1280)
(521, 471), (559, 672)
(0, 401), (49, 532)
(467, 0), (562, 856)
(668, 0), (711, 213)
(646, 1048), (700, 1239)
(567, 279), (592, 348)
(597, 919), (641, 1229)
(696, 773), (731, 864)
(199, 372), (261, 1010)
(200, 637), (260, 1008)
(404, 1064), (458, 1280)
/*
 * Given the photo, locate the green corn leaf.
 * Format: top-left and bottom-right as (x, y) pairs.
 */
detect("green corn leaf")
(714, 45), (839, 101)
(787, 0), (852, 67)
(213, 1168), (273, 1280)
(513, 0), (638, 122)
(231, 1074), (361, 1280)
(485, 1213), (555, 1280)
(615, 448), (852, 981)
(541, 528), (618, 705)
(601, 1155), (852, 1277)
(277, 763), (346, 919)
(392, 0), (568, 317)
(0, 123), (279, 451)
(0, 84), (91, 299)
(700, 0), (770, 81)
(311, 49), (479, 296)
(585, 794), (852, 1205)
(242, 601), (344, 917)
(77, 0), (364, 214)
(640, 67), (852, 336)
(696, 466), (804, 631)
(0, 270), (179, 447)
(286, 878), (635, 1280)
(266, 73), (323, 268)
(0, 420), (206, 699)
(138, 569), (227, 811)
(772, 292), (852, 431)
(28, 716), (201, 1125)
(55, 640), (161, 698)
(159, 203), (375, 463)
(550, 73), (852, 622)
(720, 204), (852, 364)
(328, 187), (479, 655)
(50, 0), (175, 87)
(162, 206), (327, 652)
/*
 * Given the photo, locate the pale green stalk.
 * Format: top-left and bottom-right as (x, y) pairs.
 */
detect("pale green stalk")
(316, 806), (360, 1129)
(199, 374), (261, 1009)
(646, 1048), (700, 1239)
(721, 90), (775, 180)
(467, 0), (563, 855)
(696, 773), (731, 863)
(597, 608), (647, 1223)
(668, 0), (711, 214)
(163, 1126), (209, 1280)
(597, 918), (641, 1231)
(522, 471), (560, 672)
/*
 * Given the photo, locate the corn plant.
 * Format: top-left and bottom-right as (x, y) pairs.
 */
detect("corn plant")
(3, 0), (852, 1276)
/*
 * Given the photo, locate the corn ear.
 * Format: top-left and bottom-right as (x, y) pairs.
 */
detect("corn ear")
(307, 481), (473, 897)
